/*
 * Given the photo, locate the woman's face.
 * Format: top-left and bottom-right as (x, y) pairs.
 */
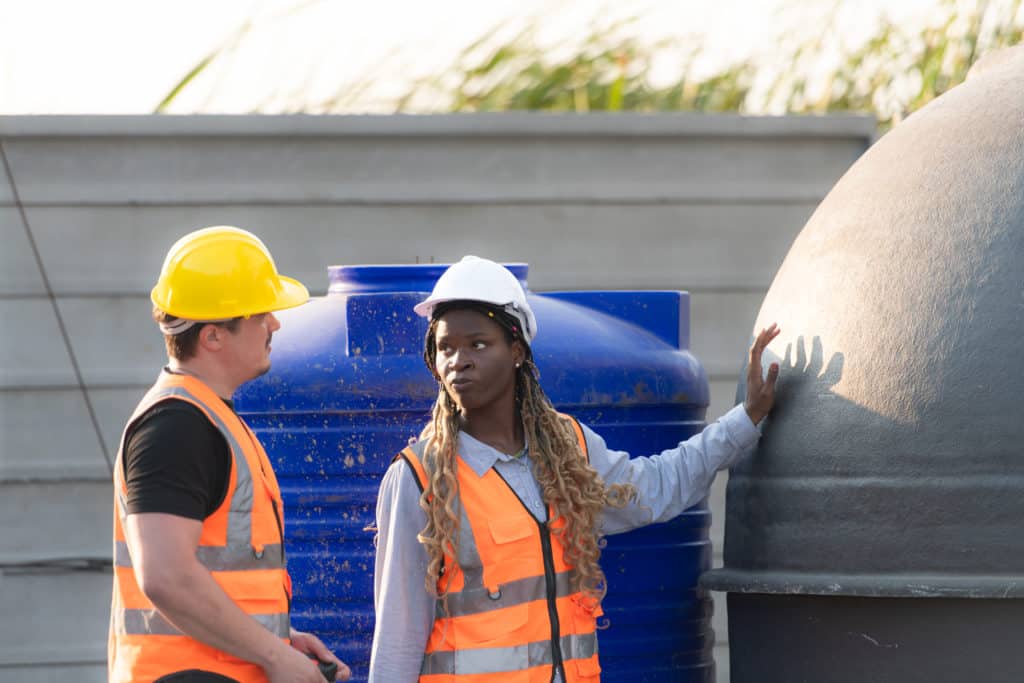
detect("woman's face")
(434, 308), (525, 415)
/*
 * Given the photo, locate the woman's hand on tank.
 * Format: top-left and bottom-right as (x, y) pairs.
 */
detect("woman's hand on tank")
(743, 323), (781, 426)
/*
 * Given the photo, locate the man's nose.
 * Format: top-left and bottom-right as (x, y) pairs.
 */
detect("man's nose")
(267, 312), (281, 332)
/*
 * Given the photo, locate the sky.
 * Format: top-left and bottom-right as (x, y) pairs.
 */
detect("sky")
(0, 0), (944, 115)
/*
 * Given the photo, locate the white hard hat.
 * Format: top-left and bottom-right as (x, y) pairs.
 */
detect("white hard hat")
(414, 256), (538, 343)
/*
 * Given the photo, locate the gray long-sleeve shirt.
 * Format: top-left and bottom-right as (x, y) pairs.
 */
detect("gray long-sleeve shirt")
(368, 403), (759, 682)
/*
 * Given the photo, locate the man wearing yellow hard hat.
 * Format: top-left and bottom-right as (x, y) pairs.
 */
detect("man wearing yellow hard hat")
(109, 226), (351, 683)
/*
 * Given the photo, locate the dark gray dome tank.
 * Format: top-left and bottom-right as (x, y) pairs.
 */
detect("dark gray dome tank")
(702, 47), (1024, 682)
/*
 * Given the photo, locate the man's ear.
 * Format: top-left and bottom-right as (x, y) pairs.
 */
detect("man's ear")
(197, 323), (223, 352)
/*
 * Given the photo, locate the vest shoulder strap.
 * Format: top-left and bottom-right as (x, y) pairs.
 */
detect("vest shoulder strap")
(394, 439), (429, 494)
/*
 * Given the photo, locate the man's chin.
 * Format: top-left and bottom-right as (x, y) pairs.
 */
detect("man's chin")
(248, 363), (272, 382)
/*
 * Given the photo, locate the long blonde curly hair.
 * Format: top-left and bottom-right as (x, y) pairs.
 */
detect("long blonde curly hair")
(417, 303), (636, 613)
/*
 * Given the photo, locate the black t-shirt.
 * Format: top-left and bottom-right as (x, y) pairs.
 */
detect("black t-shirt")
(122, 397), (233, 520)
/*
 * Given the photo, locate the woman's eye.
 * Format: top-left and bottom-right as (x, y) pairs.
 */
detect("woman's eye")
(473, 341), (487, 349)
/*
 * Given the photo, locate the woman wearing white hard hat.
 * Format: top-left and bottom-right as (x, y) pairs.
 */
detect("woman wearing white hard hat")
(369, 256), (780, 682)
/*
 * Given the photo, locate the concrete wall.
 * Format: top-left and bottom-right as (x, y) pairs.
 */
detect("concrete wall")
(0, 113), (874, 681)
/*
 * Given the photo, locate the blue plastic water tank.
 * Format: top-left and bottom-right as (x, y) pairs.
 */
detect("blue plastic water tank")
(235, 263), (714, 682)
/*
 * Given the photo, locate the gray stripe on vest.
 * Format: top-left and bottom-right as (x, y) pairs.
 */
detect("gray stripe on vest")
(143, 385), (256, 548)
(114, 540), (131, 567)
(421, 642), (535, 675)
(437, 569), (581, 619)
(413, 441), (486, 596)
(196, 542), (284, 570)
(454, 501), (483, 588)
(432, 502), (485, 620)
(420, 633), (597, 675)
(119, 608), (289, 638)
(114, 540), (284, 572)
(560, 631), (598, 661)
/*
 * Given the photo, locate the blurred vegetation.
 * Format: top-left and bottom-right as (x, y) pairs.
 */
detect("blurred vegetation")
(391, 0), (1022, 128)
(389, 24), (756, 114)
(158, 0), (1023, 128)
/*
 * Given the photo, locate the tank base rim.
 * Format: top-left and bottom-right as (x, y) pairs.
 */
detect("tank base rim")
(701, 568), (1024, 598)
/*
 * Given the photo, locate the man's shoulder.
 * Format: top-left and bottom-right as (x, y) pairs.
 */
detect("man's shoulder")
(128, 397), (214, 441)
(122, 395), (233, 519)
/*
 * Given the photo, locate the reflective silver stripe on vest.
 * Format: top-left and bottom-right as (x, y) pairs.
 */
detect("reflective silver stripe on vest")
(114, 540), (285, 572)
(420, 632), (598, 675)
(437, 568), (581, 620)
(559, 631), (599, 661)
(454, 500), (483, 587)
(114, 540), (131, 567)
(149, 386), (257, 549)
(412, 441), (487, 596)
(115, 383), (262, 566)
(416, 442), (486, 612)
(119, 608), (290, 638)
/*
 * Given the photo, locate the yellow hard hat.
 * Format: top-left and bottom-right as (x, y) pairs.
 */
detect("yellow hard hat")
(151, 226), (309, 320)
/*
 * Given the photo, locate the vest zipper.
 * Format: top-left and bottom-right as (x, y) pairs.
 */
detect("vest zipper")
(537, 519), (565, 682)
(491, 468), (568, 682)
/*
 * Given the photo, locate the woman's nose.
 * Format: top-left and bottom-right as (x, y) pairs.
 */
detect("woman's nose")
(447, 349), (472, 369)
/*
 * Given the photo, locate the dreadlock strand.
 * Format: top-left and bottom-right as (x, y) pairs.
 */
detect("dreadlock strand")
(517, 357), (637, 607)
(418, 385), (463, 603)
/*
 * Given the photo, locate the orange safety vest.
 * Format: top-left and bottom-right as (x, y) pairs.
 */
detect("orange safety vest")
(397, 416), (603, 683)
(109, 371), (292, 683)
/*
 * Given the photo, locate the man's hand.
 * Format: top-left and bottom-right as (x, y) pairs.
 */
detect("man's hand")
(264, 641), (334, 683)
(287, 629), (352, 681)
(743, 323), (781, 426)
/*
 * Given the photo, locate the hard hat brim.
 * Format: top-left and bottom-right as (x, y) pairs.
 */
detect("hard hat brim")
(271, 275), (311, 313)
(412, 298), (442, 319)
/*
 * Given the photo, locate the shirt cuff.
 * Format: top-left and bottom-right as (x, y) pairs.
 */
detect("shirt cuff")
(720, 403), (761, 451)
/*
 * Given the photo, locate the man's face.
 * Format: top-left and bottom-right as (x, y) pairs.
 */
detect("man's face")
(220, 312), (281, 384)
(434, 308), (524, 416)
